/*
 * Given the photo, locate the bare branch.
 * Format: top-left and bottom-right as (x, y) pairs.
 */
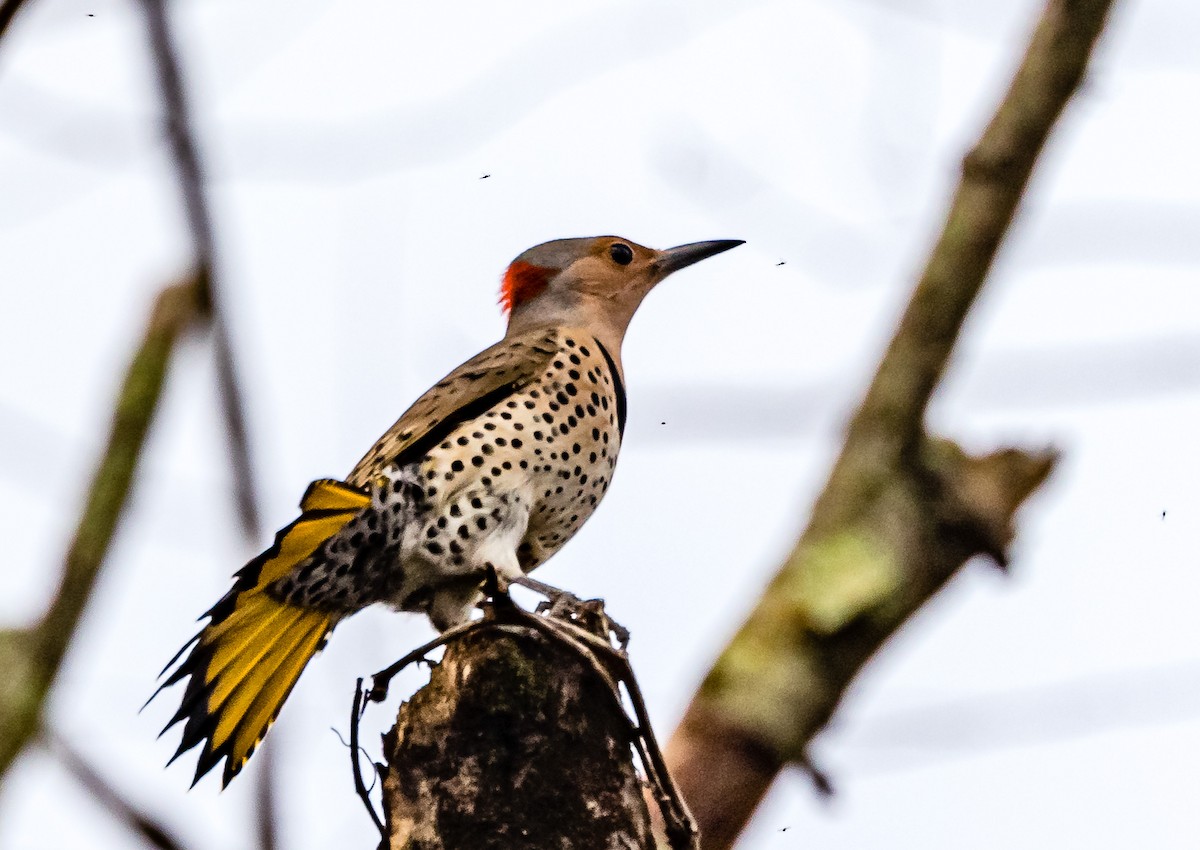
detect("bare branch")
(666, 1), (1117, 846)
(856, 0), (1119, 454)
(254, 743), (280, 850)
(350, 679), (386, 843)
(137, 0), (261, 540)
(45, 730), (194, 850)
(0, 278), (203, 779)
(0, 0), (27, 42)
(135, 6), (278, 845)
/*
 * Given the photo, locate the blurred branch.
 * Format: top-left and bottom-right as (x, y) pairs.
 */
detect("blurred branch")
(0, 0), (26, 42)
(136, 5), (279, 847)
(255, 743), (280, 850)
(45, 729), (193, 850)
(137, 0), (261, 540)
(0, 278), (203, 780)
(666, 1), (1116, 846)
(3, 1), (272, 843)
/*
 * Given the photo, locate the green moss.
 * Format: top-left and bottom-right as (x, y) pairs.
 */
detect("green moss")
(0, 630), (46, 775)
(782, 529), (901, 636)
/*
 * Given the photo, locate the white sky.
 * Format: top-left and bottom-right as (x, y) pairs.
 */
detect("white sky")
(1, 0), (1198, 847)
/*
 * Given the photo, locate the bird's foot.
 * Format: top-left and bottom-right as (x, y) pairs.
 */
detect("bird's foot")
(547, 597), (630, 652)
(359, 574), (694, 850)
(511, 575), (630, 650)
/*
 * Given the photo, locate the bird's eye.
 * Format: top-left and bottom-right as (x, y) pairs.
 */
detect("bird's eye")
(609, 243), (634, 265)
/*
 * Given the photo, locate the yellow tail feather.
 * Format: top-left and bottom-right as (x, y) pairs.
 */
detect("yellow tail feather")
(155, 478), (370, 787)
(300, 478), (374, 512)
(230, 619), (330, 772)
(208, 599), (328, 758)
(208, 604), (310, 717)
(204, 594), (292, 681)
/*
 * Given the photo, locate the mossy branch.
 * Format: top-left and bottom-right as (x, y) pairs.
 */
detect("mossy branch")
(0, 278), (203, 780)
(665, 1), (1116, 847)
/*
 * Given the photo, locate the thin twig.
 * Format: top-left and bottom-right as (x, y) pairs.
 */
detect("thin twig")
(367, 618), (490, 703)
(329, 727), (377, 794)
(254, 742), (279, 850)
(44, 730), (194, 850)
(135, 6), (276, 846)
(137, 0), (260, 540)
(351, 679), (386, 844)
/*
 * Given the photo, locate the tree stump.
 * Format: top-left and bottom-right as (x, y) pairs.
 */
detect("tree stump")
(382, 626), (653, 849)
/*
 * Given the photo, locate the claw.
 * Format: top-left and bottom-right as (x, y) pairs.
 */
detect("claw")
(512, 575), (631, 649)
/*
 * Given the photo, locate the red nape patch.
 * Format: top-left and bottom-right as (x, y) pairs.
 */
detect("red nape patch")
(499, 261), (553, 315)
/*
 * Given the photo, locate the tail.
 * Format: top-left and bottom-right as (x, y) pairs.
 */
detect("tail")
(151, 478), (371, 787)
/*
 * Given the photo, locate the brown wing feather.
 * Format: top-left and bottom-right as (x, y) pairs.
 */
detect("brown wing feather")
(347, 328), (561, 485)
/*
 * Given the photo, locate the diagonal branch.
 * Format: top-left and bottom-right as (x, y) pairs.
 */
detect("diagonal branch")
(137, 0), (261, 540)
(1, 2), (275, 843)
(854, 0), (1119, 455)
(665, 1), (1116, 847)
(0, 0), (27, 42)
(136, 6), (278, 847)
(0, 277), (204, 780)
(44, 729), (195, 850)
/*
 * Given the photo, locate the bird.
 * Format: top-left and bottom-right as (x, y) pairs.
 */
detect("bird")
(152, 235), (743, 788)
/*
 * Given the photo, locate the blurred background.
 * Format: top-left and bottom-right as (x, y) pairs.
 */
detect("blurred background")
(1, 0), (1198, 847)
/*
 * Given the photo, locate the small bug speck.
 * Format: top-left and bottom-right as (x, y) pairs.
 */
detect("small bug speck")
(776, 260), (786, 266)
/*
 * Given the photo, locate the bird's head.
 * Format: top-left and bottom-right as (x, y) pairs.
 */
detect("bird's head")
(500, 235), (743, 344)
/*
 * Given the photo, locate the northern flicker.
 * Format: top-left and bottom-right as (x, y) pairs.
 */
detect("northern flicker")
(153, 235), (742, 787)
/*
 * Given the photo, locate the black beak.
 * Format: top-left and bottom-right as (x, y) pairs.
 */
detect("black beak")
(656, 240), (745, 277)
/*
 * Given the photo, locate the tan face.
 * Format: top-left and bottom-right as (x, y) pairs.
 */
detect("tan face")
(502, 235), (743, 343)
(558, 237), (662, 304)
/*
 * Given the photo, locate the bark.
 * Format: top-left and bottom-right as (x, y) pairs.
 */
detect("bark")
(382, 627), (652, 850)
(664, 2), (1118, 847)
